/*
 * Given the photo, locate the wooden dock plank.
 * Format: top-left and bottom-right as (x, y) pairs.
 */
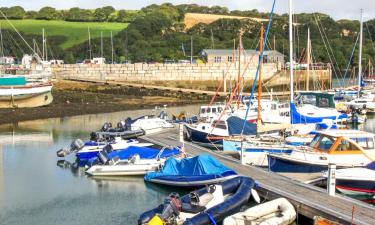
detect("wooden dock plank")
(141, 128), (375, 225)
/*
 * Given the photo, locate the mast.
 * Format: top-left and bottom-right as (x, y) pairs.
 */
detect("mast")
(42, 28), (45, 61)
(190, 36), (193, 64)
(237, 32), (242, 109)
(306, 27), (311, 91)
(0, 25), (3, 57)
(110, 31), (114, 64)
(88, 27), (92, 59)
(358, 9), (363, 98)
(289, 0), (294, 103)
(257, 24), (264, 125)
(100, 31), (103, 58)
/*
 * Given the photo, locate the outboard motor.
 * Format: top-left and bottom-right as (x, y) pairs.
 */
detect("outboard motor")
(56, 139), (84, 157)
(56, 147), (72, 157)
(141, 193), (181, 225)
(117, 120), (126, 130)
(101, 122), (112, 132)
(71, 139), (85, 150)
(102, 144), (113, 154)
(97, 151), (110, 165)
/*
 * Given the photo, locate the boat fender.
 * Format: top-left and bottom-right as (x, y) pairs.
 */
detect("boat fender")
(251, 189), (260, 203)
(147, 215), (165, 225)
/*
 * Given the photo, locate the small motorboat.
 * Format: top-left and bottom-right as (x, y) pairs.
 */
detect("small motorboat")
(184, 116), (257, 146)
(88, 146), (182, 166)
(223, 198), (296, 225)
(144, 154), (238, 187)
(125, 115), (175, 135)
(76, 138), (153, 160)
(268, 129), (375, 173)
(86, 154), (164, 176)
(223, 137), (292, 167)
(90, 122), (145, 140)
(138, 176), (256, 225)
(322, 162), (375, 200)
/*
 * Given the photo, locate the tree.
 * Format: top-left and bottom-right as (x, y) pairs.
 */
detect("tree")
(36, 7), (58, 20)
(4, 6), (25, 19)
(93, 6), (115, 22)
(65, 7), (93, 21)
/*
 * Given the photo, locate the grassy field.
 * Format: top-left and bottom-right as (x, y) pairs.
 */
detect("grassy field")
(0, 19), (128, 49)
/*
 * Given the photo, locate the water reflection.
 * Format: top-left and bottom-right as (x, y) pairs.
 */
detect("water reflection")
(0, 105), (199, 225)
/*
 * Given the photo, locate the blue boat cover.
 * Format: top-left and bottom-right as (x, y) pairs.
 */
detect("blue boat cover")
(87, 146), (181, 165)
(367, 162), (375, 170)
(108, 146), (181, 159)
(290, 103), (348, 124)
(144, 154), (237, 181)
(227, 116), (257, 136)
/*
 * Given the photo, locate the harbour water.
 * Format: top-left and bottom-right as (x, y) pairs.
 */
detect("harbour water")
(0, 105), (374, 225)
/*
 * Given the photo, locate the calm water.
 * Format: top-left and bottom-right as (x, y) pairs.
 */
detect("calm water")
(0, 105), (199, 225)
(0, 105), (374, 225)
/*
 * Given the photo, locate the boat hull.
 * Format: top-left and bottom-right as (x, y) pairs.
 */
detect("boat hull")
(185, 124), (224, 145)
(148, 175), (238, 187)
(86, 163), (161, 176)
(0, 85), (53, 108)
(336, 179), (375, 197)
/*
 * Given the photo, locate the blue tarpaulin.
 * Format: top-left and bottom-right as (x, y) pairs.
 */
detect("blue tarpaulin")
(87, 146), (181, 165)
(144, 154), (237, 181)
(227, 116), (257, 136)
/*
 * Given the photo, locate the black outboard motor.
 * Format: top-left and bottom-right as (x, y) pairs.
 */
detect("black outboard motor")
(102, 144), (113, 154)
(97, 150), (110, 165)
(56, 147), (71, 157)
(101, 122), (112, 132)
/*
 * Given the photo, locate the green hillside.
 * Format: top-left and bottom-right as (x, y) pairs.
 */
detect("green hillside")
(0, 19), (128, 49)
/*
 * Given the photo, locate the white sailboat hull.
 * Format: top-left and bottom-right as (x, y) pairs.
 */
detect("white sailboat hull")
(0, 84), (53, 108)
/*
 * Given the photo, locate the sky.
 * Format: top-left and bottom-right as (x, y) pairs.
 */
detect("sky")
(1, 0), (375, 21)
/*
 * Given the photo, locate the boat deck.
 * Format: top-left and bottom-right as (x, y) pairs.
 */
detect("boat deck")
(141, 128), (375, 225)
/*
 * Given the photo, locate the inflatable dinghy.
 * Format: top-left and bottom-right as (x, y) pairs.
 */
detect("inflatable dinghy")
(138, 176), (255, 225)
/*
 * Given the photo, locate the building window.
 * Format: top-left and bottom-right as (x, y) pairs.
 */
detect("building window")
(214, 56), (222, 63)
(227, 56), (233, 62)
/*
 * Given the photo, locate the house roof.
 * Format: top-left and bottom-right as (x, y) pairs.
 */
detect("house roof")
(202, 49), (284, 57)
(202, 49), (257, 56)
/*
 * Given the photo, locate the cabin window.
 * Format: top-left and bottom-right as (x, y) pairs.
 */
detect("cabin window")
(218, 107), (223, 113)
(317, 97), (329, 108)
(309, 134), (321, 147)
(214, 56), (222, 63)
(213, 121), (227, 130)
(271, 104), (277, 110)
(212, 108), (217, 113)
(202, 126), (205, 130)
(317, 136), (336, 151)
(200, 108), (206, 114)
(227, 56), (233, 62)
(337, 139), (360, 151)
(350, 138), (374, 150)
(207, 108), (211, 113)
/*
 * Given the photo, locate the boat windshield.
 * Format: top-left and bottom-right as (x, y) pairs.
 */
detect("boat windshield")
(317, 136), (336, 151)
(309, 134), (321, 147)
(350, 137), (375, 150)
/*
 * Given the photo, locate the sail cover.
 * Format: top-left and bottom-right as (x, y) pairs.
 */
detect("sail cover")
(144, 154), (237, 181)
(227, 116), (257, 136)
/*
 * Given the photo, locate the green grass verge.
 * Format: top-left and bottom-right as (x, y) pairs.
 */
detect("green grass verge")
(0, 19), (128, 49)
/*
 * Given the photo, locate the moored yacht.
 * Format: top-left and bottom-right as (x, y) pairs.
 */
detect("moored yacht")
(268, 129), (375, 173)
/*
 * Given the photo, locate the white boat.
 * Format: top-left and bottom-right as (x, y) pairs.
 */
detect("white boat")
(322, 165), (375, 198)
(223, 198), (296, 225)
(344, 97), (375, 114)
(128, 115), (174, 134)
(268, 129), (375, 173)
(0, 76), (53, 108)
(86, 154), (164, 176)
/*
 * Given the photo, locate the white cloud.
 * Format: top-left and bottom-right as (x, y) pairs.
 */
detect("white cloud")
(1, 0), (374, 20)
